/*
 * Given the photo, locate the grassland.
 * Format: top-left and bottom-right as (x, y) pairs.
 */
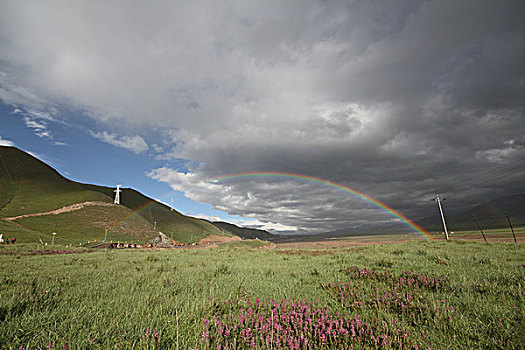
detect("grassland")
(1, 240), (523, 349)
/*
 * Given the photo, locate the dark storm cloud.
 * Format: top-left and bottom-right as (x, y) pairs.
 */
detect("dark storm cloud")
(1, 0), (524, 232)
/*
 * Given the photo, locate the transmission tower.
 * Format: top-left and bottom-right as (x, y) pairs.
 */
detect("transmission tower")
(114, 185), (122, 205)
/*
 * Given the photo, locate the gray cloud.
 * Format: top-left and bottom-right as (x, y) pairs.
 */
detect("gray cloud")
(1, 0), (524, 232)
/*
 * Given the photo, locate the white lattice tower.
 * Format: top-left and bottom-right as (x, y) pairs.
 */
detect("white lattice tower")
(114, 184), (122, 205)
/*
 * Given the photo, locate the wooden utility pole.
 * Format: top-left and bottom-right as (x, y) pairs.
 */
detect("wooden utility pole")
(506, 213), (517, 244)
(472, 214), (487, 243)
(431, 189), (449, 240)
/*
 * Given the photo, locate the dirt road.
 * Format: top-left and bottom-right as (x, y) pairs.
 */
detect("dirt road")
(3, 201), (115, 221)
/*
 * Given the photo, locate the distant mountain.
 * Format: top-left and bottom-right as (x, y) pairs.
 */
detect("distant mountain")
(416, 193), (525, 232)
(0, 146), (226, 244)
(471, 194), (525, 218)
(212, 221), (277, 241)
(305, 194), (525, 240)
(210, 221), (337, 243)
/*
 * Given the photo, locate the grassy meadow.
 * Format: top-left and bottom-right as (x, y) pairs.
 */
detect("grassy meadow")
(1, 240), (524, 349)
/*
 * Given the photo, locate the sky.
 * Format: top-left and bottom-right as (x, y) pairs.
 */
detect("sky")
(0, 0), (524, 234)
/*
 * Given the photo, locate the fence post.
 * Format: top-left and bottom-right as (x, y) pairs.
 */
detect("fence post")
(506, 213), (517, 244)
(473, 214), (487, 243)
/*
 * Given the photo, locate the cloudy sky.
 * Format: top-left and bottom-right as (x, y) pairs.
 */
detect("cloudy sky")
(1, 0), (524, 234)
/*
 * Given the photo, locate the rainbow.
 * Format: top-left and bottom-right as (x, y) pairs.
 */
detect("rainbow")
(108, 171), (431, 239)
(107, 198), (160, 233)
(206, 172), (431, 238)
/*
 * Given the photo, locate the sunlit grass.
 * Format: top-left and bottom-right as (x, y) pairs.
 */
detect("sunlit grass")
(1, 240), (523, 349)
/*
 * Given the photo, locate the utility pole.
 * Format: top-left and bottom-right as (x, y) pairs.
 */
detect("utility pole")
(506, 213), (517, 244)
(472, 214), (487, 243)
(431, 189), (449, 240)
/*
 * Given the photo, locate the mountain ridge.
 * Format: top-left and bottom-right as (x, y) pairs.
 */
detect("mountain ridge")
(0, 146), (226, 244)
(211, 221), (276, 241)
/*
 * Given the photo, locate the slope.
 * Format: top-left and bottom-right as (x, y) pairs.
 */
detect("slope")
(80, 184), (226, 243)
(14, 204), (157, 244)
(0, 146), (225, 243)
(212, 221), (276, 241)
(0, 146), (111, 217)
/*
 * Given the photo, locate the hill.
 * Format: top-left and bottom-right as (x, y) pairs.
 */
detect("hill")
(81, 184), (228, 243)
(0, 146), (225, 244)
(212, 221), (277, 241)
(0, 146), (110, 217)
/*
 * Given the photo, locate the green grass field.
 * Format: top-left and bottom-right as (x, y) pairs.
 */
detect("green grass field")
(12, 205), (157, 245)
(1, 240), (524, 349)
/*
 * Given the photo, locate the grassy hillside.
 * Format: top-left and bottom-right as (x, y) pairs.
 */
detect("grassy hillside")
(0, 146), (112, 217)
(81, 185), (225, 243)
(0, 220), (37, 240)
(0, 146), (225, 244)
(14, 205), (156, 245)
